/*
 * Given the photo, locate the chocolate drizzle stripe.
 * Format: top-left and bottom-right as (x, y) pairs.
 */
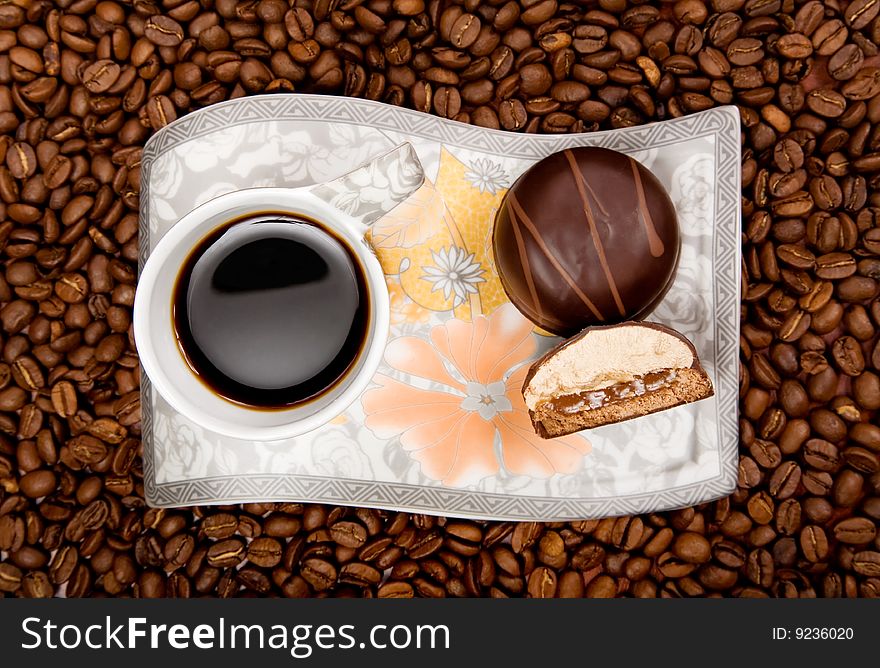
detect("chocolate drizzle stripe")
(564, 150), (626, 317)
(507, 202), (545, 324)
(508, 193), (605, 321)
(581, 177), (609, 217)
(629, 157), (665, 258)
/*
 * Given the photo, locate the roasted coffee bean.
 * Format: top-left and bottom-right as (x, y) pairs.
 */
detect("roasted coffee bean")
(750, 439), (782, 469)
(835, 470), (865, 507)
(845, 0), (880, 29)
(330, 521), (368, 548)
(832, 336), (865, 376)
(200, 513), (237, 540)
(581, 573), (614, 598)
(843, 446), (879, 474)
(817, 253), (857, 280)
(263, 514), (301, 537)
(50, 380), (77, 417)
(829, 44), (865, 82)
(0, 0), (876, 601)
(511, 522), (541, 554)
(800, 525), (829, 562)
(833, 518), (876, 545)
(555, 570), (583, 598)
(450, 14), (480, 49)
(163, 534), (195, 571)
(854, 372), (880, 410)
(842, 67), (880, 100)
(301, 558), (336, 591)
(144, 16), (184, 48)
(776, 244), (815, 270)
(748, 491), (775, 524)
(81, 60), (120, 94)
(206, 539), (246, 568)
(146, 96), (176, 130)
(19, 470), (56, 498)
(407, 530), (443, 559)
(433, 87), (461, 119)
(746, 548), (774, 588)
(803, 439), (841, 472)
(339, 562), (381, 587)
(806, 89), (847, 118)
(499, 98), (526, 130)
(378, 580), (414, 598)
(698, 564), (737, 591)
(769, 462), (801, 499)
(775, 498), (801, 536)
(673, 532), (711, 564)
(0, 562), (22, 592)
(853, 552), (880, 577)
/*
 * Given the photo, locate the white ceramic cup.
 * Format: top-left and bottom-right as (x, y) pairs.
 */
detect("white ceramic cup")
(134, 143), (424, 440)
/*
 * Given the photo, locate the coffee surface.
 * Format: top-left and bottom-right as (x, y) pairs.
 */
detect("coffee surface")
(173, 217), (368, 407)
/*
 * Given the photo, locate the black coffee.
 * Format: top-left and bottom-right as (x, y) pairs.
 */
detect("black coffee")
(173, 215), (369, 408)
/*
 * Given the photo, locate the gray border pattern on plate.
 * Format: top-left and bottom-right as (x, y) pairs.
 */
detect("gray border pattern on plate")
(138, 94), (741, 520)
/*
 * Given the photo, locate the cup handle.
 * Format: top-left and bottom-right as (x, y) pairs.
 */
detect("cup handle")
(307, 142), (425, 235)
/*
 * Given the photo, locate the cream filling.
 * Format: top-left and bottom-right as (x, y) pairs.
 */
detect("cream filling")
(524, 325), (694, 411)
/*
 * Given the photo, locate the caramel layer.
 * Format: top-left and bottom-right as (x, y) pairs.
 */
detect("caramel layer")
(540, 369), (679, 414)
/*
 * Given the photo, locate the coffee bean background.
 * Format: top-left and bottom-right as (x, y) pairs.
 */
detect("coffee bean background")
(0, 0), (879, 598)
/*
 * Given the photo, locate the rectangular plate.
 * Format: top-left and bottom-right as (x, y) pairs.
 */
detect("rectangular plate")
(140, 95), (741, 520)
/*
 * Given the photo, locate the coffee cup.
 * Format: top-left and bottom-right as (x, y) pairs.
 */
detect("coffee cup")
(134, 143), (424, 440)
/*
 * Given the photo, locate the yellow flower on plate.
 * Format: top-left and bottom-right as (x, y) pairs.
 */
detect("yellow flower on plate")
(369, 179), (462, 314)
(433, 148), (511, 319)
(368, 148), (524, 323)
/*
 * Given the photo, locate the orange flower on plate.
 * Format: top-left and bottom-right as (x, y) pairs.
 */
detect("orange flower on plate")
(363, 303), (591, 487)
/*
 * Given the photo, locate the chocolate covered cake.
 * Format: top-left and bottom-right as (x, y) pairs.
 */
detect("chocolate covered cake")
(523, 322), (714, 438)
(493, 146), (680, 336)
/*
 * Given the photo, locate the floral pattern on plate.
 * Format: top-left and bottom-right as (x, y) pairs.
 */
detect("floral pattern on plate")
(363, 304), (591, 487)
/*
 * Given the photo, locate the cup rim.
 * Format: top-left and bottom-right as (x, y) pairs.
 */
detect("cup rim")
(134, 187), (390, 441)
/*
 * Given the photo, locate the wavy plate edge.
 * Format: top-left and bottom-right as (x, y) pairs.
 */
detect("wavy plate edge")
(138, 95), (741, 521)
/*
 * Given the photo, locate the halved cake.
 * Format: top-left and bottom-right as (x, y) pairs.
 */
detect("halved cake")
(523, 322), (714, 438)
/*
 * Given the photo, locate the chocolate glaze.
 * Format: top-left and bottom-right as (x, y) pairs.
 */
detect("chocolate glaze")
(493, 147), (680, 336)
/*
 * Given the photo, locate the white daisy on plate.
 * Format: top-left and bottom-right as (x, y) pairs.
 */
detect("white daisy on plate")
(460, 381), (513, 420)
(464, 158), (509, 194)
(421, 246), (486, 307)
